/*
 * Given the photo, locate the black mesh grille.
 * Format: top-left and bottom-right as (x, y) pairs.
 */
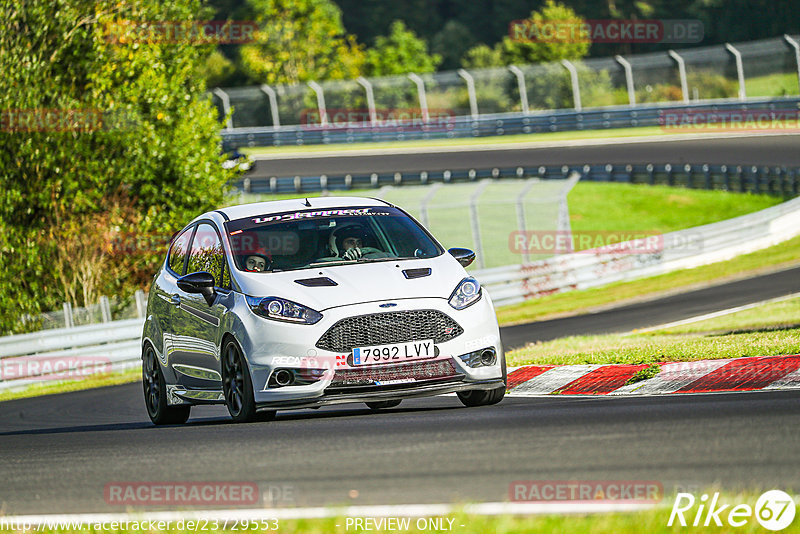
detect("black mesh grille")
(329, 359), (459, 388)
(316, 310), (463, 352)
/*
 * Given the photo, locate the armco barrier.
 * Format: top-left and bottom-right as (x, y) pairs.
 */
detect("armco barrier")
(234, 163), (800, 196)
(477, 194), (800, 306)
(0, 319), (144, 391)
(221, 97), (800, 151)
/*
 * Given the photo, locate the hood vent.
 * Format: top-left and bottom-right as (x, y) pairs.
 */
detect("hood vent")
(402, 268), (432, 279)
(294, 277), (338, 287)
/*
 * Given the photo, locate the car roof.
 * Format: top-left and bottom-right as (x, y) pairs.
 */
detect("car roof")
(216, 196), (391, 221)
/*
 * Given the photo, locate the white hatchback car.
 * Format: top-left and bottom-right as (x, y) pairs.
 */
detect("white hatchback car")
(142, 197), (506, 424)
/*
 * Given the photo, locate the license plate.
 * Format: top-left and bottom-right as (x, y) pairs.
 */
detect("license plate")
(352, 340), (435, 366)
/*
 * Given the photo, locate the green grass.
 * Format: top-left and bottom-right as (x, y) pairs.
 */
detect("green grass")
(507, 329), (800, 367)
(649, 296), (800, 335)
(745, 71), (800, 98)
(568, 183), (783, 237)
(507, 294), (800, 367)
(0, 369), (140, 403)
(496, 233), (800, 326)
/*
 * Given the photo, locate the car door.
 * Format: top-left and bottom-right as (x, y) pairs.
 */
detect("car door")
(170, 222), (231, 389)
(157, 224), (195, 381)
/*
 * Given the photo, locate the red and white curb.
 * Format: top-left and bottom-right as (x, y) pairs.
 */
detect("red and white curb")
(506, 355), (800, 396)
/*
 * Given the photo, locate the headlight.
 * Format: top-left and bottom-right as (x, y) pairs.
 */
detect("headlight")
(246, 296), (322, 324)
(448, 277), (482, 310)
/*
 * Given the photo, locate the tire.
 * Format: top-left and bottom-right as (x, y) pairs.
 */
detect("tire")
(365, 399), (402, 410)
(457, 353), (507, 407)
(222, 339), (258, 423)
(456, 386), (505, 407)
(142, 344), (191, 425)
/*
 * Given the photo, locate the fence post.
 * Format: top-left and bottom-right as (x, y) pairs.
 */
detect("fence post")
(508, 66), (529, 114)
(259, 84), (281, 129)
(557, 172), (581, 253)
(784, 35), (800, 94)
(560, 60), (582, 111)
(668, 50), (689, 104)
(407, 73), (429, 123)
(134, 290), (146, 318)
(100, 296), (112, 323)
(457, 69), (479, 120)
(615, 55), (636, 106)
(469, 181), (491, 269)
(307, 81), (328, 127)
(515, 179), (539, 263)
(419, 183), (442, 228)
(724, 43), (746, 100)
(63, 302), (74, 329)
(356, 77), (377, 126)
(212, 88), (234, 130)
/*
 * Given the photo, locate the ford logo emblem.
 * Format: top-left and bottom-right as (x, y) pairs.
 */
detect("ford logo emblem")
(379, 303), (397, 308)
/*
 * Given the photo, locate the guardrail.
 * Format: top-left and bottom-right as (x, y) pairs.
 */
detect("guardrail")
(477, 193), (800, 306)
(235, 162), (800, 196)
(222, 96), (800, 151)
(0, 319), (143, 392)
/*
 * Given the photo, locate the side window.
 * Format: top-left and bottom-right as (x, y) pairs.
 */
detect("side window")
(186, 223), (225, 286)
(168, 226), (193, 275)
(220, 259), (232, 290)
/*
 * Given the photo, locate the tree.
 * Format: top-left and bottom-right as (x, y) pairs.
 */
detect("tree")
(0, 0), (239, 333)
(499, 0), (591, 65)
(431, 20), (476, 71)
(237, 0), (365, 85)
(362, 20), (441, 77)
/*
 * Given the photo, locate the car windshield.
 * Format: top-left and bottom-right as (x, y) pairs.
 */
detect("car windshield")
(224, 206), (443, 272)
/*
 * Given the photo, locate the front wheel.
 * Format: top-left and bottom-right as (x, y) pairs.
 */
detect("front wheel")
(142, 345), (191, 425)
(366, 399), (402, 410)
(222, 339), (258, 423)
(456, 386), (505, 407)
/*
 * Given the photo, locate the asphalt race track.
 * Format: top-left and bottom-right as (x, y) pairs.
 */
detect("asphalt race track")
(248, 134), (800, 177)
(2, 135), (799, 516)
(0, 386), (799, 514)
(500, 264), (800, 349)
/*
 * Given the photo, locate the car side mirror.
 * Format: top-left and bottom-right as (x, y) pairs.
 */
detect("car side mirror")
(448, 247), (476, 268)
(177, 271), (217, 306)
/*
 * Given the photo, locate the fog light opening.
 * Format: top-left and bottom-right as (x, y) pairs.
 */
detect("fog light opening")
(274, 369), (294, 386)
(479, 349), (496, 366)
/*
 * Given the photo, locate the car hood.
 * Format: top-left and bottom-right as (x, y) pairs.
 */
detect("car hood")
(233, 255), (465, 311)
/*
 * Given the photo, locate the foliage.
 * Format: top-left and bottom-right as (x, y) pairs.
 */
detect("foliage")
(0, 0), (238, 334)
(237, 0), (365, 85)
(200, 50), (236, 87)
(363, 20), (441, 77)
(431, 20), (476, 71)
(498, 0), (591, 65)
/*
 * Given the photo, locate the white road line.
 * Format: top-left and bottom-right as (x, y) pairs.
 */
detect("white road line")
(1, 501), (657, 525)
(634, 292), (800, 334)
(250, 131), (800, 161)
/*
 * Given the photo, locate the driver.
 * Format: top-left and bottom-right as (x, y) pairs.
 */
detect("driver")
(245, 254), (268, 272)
(328, 224), (387, 260)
